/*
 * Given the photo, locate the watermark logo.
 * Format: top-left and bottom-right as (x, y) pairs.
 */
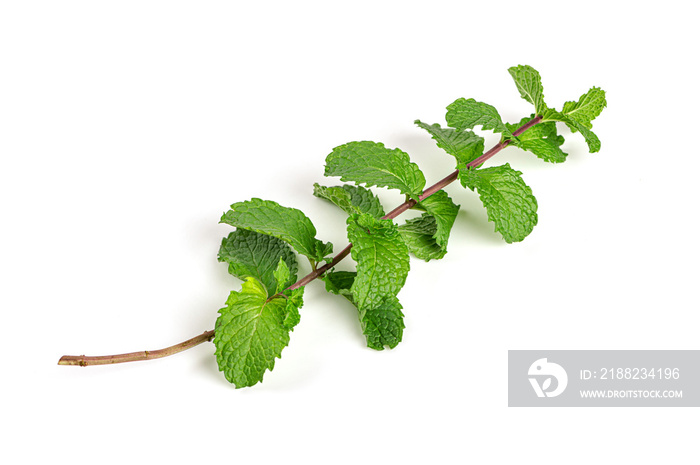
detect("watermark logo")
(509, 351), (699, 407)
(528, 358), (568, 398)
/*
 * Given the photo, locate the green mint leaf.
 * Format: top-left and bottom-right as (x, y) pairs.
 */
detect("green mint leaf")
(459, 163), (538, 243)
(506, 116), (567, 163)
(414, 120), (485, 167)
(273, 258), (291, 294)
(398, 214), (445, 261)
(313, 184), (355, 216)
(322, 270), (404, 350)
(323, 271), (356, 299)
(508, 65), (547, 115)
(282, 287), (304, 330)
(445, 98), (512, 137)
(419, 190), (459, 253)
(570, 120), (601, 153)
(561, 87), (607, 129)
(221, 198), (333, 263)
(541, 110), (602, 153)
(347, 213), (410, 309)
(347, 213), (410, 349)
(218, 229), (298, 296)
(214, 277), (300, 388)
(360, 295), (404, 350)
(325, 141), (426, 199)
(400, 190), (460, 261)
(313, 183), (385, 219)
(342, 184), (386, 219)
(539, 87), (606, 153)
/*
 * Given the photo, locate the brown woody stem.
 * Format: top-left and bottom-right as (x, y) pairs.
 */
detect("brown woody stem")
(58, 116), (541, 367)
(58, 330), (215, 366)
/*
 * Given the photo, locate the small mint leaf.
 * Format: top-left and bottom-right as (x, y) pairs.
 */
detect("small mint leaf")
(313, 183), (355, 216)
(282, 287), (304, 330)
(445, 98), (512, 137)
(361, 296), (404, 351)
(540, 86), (606, 153)
(342, 184), (385, 219)
(398, 214), (445, 261)
(508, 65), (548, 115)
(315, 241), (335, 262)
(221, 198), (333, 263)
(506, 116), (567, 163)
(459, 163), (538, 243)
(561, 87), (606, 129)
(400, 190), (460, 261)
(218, 229), (298, 297)
(323, 271), (356, 300)
(542, 110), (602, 153)
(273, 257), (291, 294)
(419, 190), (459, 253)
(325, 141), (426, 200)
(414, 120), (485, 167)
(313, 183), (385, 219)
(573, 122), (601, 153)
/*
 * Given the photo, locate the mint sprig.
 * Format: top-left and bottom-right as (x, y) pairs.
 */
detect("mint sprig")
(508, 64), (607, 152)
(59, 65), (607, 389)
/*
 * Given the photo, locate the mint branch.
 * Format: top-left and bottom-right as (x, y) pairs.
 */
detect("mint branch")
(55, 64), (607, 390)
(57, 115), (544, 367)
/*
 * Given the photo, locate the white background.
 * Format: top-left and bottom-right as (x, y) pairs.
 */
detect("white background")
(1, 1), (698, 463)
